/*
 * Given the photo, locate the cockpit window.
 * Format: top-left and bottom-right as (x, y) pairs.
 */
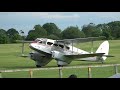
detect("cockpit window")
(47, 42), (53, 45)
(38, 40), (42, 43)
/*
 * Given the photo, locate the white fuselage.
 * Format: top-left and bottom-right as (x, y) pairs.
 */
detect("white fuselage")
(29, 38), (100, 63)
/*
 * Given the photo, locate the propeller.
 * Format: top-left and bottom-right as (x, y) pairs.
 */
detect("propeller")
(20, 54), (30, 58)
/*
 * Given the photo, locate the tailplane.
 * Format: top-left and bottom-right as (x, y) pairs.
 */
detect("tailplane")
(96, 41), (109, 61)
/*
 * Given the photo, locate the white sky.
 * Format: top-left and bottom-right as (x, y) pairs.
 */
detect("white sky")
(0, 12), (120, 35)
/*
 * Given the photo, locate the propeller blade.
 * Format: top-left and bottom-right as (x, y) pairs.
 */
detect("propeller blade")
(20, 54), (30, 58)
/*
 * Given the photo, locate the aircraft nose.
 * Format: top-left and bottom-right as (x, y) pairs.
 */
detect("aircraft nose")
(29, 43), (41, 50)
(29, 43), (37, 49)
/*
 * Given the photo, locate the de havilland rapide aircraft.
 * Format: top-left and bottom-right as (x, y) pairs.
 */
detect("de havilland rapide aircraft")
(19, 36), (113, 67)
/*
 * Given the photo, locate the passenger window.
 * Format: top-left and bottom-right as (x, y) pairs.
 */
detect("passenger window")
(47, 42), (53, 45)
(53, 44), (58, 47)
(66, 46), (70, 50)
(59, 44), (64, 48)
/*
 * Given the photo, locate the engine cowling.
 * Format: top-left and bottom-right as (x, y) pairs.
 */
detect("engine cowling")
(51, 51), (70, 66)
(29, 52), (52, 67)
(51, 51), (60, 59)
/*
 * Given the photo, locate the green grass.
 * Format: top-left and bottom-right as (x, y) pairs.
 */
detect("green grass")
(0, 40), (120, 78)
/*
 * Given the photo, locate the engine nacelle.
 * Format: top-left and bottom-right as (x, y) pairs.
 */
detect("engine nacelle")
(51, 51), (63, 60)
(29, 52), (52, 67)
(51, 51), (72, 66)
(51, 51), (59, 59)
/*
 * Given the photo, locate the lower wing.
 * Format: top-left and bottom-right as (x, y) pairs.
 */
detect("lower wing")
(64, 53), (105, 59)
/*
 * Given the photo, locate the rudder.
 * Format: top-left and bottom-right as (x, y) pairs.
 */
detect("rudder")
(96, 41), (109, 61)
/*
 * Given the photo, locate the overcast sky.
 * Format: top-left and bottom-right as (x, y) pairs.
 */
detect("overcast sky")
(0, 12), (120, 35)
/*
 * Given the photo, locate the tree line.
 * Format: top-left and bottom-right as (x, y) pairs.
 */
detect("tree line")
(0, 21), (120, 44)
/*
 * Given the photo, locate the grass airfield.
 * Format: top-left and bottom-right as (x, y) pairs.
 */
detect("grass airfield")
(0, 40), (120, 78)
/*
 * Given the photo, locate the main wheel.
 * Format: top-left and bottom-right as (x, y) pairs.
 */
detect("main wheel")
(101, 61), (104, 64)
(58, 65), (63, 67)
(36, 65), (41, 68)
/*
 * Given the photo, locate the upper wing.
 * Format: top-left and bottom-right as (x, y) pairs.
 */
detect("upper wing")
(16, 40), (33, 43)
(55, 36), (105, 44)
(64, 53), (105, 59)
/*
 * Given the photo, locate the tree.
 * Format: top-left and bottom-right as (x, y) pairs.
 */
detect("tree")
(107, 21), (120, 39)
(0, 29), (9, 44)
(26, 30), (38, 40)
(7, 28), (20, 43)
(82, 24), (94, 37)
(96, 24), (113, 39)
(61, 26), (85, 39)
(47, 34), (60, 40)
(82, 23), (102, 37)
(34, 24), (47, 36)
(19, 30), (25, 40)
(26, 24), (47, 40)
(42, 23), (61, 38)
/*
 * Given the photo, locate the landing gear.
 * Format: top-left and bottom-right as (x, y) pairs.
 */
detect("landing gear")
(101, 60), (104, 64)
(36, 65), (41, 68)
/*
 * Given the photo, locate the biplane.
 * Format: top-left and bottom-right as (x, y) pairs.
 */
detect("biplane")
(19, 36), (113, 67)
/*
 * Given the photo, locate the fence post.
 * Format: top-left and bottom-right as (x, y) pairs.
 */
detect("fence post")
(59, 67), (63, 78)
(0, 72), (2, 78)
(114, 65), (118, 74)
(29, 69), (33, 78)
(88, 67), (92, 78)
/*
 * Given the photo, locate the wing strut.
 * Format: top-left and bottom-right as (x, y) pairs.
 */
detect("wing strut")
(21, 40), (25, 55)
(72, 40), (73, 54)
(91, 41), (94, 53)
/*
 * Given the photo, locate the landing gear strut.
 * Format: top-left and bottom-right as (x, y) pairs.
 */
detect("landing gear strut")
(101, 61), (104, 64)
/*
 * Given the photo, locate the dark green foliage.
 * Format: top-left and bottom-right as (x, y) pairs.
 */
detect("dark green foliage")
(26, 24), (47, 40)
(107, 21), (120, 39)
(7, 28), (21, 43)
(1, 21), (120, 43)
(61, 26), (85, 39)
(26, 30), (37, 40)
(42, 23), (61, 38)
(82, 23), (102, 37)
(34, 24), (47, 36)
(47, 34), (60, 40)
(0, 29), (9, 44)
(42, 23), (61, 35)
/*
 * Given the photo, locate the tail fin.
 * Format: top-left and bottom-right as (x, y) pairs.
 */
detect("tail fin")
(96, 41), (109, 61)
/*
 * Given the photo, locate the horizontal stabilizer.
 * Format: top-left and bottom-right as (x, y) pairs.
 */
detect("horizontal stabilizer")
(103, 55), (115, 57)
(64, 53), (105, 59)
